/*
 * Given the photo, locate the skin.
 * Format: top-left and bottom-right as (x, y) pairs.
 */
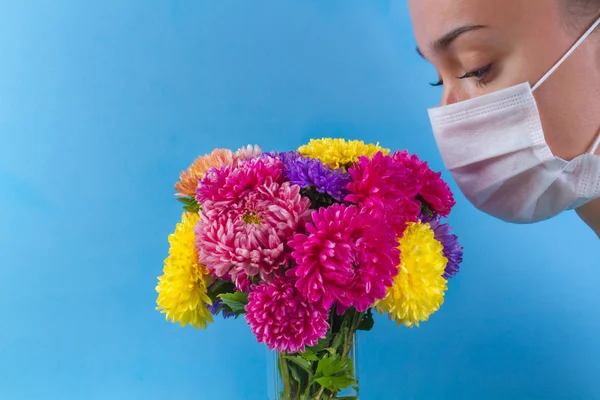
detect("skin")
(408, 0), (600, 237)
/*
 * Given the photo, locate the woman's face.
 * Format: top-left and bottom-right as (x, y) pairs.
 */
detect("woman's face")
(409, 0), (600, 160)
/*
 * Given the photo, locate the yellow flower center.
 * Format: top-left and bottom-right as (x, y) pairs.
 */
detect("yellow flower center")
(242, 212), (262, 225)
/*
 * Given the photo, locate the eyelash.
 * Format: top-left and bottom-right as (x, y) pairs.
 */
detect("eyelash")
(429, 64), (492, 87)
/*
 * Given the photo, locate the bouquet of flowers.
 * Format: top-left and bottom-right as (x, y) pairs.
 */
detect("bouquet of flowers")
(156, 138), (463, 400)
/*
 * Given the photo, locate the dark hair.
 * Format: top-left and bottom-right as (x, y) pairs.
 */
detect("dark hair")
(563, 0), (600, 19)
(563, 0), (600, 26)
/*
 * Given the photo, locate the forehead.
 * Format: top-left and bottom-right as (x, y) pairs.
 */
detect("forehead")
(408, 0), (495, 40)
(408, 0), (555, 53)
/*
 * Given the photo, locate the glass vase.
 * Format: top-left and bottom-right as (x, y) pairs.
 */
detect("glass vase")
(267, 308), (364, 400)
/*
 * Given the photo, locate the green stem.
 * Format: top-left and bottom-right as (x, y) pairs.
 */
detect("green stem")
(315, 385), (327, 400)
(278, 353), (292, 398)
(342, 310), (363, 359)
(291, 307), (364, 400)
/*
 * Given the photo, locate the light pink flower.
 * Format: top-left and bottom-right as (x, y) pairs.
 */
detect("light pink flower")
(245, 277), (329, 353)
(196, 180), (311, 281)
(234, 144), (262, 162)
(233, 270), (252, 292)
(287, 203), (400, 313)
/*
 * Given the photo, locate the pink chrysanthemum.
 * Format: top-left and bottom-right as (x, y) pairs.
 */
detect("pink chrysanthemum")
(219, 270), (252, 292)
(196, 156), (284, 208)
(233, 270), (252, 292)
(196, 156), (285, 223)
(345, 152), (422, 236)
(245, 277), (329, 353)
(287, 203), (400, 313)
(392, 151), (455, 216)
(234, 144), (262, 162)
(196, 180), (311, 281)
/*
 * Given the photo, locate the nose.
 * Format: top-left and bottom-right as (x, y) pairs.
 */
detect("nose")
(440, 86), (463, 106)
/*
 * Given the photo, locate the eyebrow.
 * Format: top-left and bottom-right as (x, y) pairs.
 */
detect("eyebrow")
(416, 24), (487, 59)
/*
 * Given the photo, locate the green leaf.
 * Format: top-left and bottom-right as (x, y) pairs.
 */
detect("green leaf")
(288, 363), (303, 385)
(299, 348), (319, 361)
(177, 197), (195, 205)
(324, 347), (337, 357)
(300, 187), (337, 209)
(418, 195), (434, 217)
(306, 335), (331, 354)
(314, 376), (356, 391)
(331, 327), (348, 352)
(312, 354), (357, 393)
(284, 355), (313, 374)
(357, 309), (375, 331)
(178, 196), (201, 213)
(207, 280), (235, 301)
(315, 355), (336, 376)
(317, 355), (354, 377)
(337, 396), (359, 400)
(183, 204), (200, 213)
(218, 292), (249, 313)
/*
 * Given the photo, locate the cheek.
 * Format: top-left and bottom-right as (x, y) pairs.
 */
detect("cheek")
(534, 62), (594, 160)
(522, 37), (597, 159)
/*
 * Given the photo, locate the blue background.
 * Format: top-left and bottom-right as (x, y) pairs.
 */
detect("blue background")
(1, 1), (598, 399)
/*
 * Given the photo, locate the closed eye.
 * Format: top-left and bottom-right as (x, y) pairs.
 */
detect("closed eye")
(458, 64), (491, 80)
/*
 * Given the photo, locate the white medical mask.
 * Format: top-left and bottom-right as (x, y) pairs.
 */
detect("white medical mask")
(428, 17), (600, 224)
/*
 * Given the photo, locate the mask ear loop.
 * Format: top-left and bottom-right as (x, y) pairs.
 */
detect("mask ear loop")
(532, 16), (600, 92)
(590, 129), (600, 154)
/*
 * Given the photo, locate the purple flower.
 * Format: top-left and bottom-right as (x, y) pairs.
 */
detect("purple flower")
(207, 298), (235, 319)
(206, 281), (237, 319)
(276, 151), (351, 201)
(421, 213), (463, 279)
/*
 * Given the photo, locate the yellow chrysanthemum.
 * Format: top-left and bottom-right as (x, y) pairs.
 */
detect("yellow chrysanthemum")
(156, 212), (213, 329)
(298, 138), (390, 170)
(376, 221), (448, 328)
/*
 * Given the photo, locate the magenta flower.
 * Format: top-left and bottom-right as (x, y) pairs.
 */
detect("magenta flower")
(345, 152), (422, 236)
(196, 156), (284, 210)
(245, 277), (329, 353)
(196, 180), (311, 282)
(287, 203), (400, 313)
(392, 150), (455, 217)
